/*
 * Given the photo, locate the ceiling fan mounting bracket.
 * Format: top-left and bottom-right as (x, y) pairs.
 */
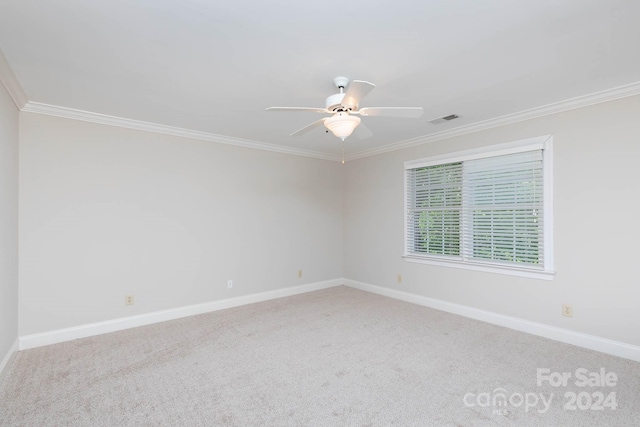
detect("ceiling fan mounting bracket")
(333, 76), (349, 90)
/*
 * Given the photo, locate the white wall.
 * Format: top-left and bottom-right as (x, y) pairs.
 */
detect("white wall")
(19, 113), (344, 336)
(344, 94), (640, 347)
(15, 93), (640, 352)
(0, 79), (19, 362)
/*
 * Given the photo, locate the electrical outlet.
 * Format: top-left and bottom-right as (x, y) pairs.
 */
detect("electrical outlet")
(397, 274), (402, 284)
(227, 280), (233, 289)
(562, 304), (573, 317)
(298, 270), (303, 278)
(125, 295), (134, 306)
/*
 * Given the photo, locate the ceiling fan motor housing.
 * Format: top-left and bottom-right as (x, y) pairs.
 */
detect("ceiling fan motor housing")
(325, 93), (349, 112)
(326, 76), (356, 112)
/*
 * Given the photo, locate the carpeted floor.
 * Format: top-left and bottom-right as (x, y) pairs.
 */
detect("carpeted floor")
(1, 285), (639, 426)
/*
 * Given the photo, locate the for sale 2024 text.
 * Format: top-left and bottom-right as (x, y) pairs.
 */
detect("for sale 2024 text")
(537, 368), (618, 411)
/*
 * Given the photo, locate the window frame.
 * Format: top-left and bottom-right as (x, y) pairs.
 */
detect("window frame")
(403, 135), (555, 280)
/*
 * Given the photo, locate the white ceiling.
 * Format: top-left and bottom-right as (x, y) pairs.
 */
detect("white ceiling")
(1, 0), (639, 160)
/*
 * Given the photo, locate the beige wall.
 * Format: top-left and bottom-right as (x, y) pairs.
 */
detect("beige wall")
(344, 94), (640, 347)
(0, 80), (19, 361)
(19, 113), (344, 335)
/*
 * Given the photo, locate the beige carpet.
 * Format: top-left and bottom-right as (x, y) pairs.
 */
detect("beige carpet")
(1, 286), (638, 426)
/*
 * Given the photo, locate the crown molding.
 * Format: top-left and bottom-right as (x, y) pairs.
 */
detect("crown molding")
(14, 79), (640, 163)
(345, 81), (640, 161)
(0, 48), (28, 109)
(21, 102), (342, 162)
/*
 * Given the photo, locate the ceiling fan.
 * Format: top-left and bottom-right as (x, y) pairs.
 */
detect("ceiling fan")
(266, 77), (424, 141)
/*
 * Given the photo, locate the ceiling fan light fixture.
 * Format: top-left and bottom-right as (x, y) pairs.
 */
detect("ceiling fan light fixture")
(324, 112), (361, 141)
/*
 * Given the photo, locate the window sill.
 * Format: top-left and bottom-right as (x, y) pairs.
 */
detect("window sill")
(402, 255), (555, 281)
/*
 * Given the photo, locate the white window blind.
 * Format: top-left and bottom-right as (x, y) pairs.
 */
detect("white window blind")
(462, 150), (543, 266)
(406, 162), (462, 257)
(404, 136), (553, 279)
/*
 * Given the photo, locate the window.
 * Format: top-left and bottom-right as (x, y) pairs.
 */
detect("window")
(404, 135), (554, 280)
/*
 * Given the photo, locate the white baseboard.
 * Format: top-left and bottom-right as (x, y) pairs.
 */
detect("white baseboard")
(344, 279), (640, 362)
(0, 338), (18, 379)
(20, 278), (638, 362)
(19, 279), (343, 350)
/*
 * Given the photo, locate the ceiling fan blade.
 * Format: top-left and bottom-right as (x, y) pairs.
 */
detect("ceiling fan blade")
(290, 118), (327, 136)
(354, 122), (373, 140)
(341, 80), (375, 108)
(358, 107), (424, 118)
(266, 107), (328, 113)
